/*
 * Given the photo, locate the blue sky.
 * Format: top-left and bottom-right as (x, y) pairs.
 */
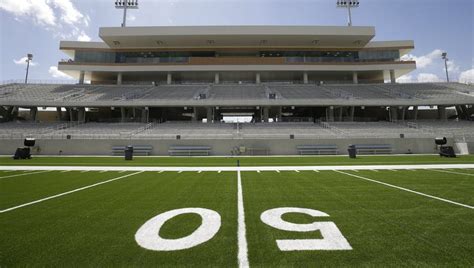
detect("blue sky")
(1, 0), (473, 83)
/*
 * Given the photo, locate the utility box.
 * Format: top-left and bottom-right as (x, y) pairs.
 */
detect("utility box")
(125, 145), (133, 161)
(348, 145), (357, 159)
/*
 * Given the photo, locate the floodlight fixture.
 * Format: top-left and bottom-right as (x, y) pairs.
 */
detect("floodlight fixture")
(115, 0), (139, 27)
(25, 53), (33, 84)
(441, 52), (450, 82)
(336, 1), (360, 26)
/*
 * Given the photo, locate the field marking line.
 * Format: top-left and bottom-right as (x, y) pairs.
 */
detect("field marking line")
(313, 170), (320, 173)
(218, 170), (222, 173)
(276, 170), (280, 173)
(60, 170), (70, 173)
(371, 169), (379, 172)
(237, 169), (249, 268)
(0, 171), (143, 214)
(334, 170), (474, 210)
(0, 170), (50, 180)
(294, 170), (300, 173)
(430, 169), (474, 177)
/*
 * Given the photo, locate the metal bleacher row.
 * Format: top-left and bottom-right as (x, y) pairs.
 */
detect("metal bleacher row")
(1, 82), (473, 104)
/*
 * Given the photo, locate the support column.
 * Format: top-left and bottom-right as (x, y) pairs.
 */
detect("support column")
(167, 73), (172, 85)
(256, 73), (261, 84)
(413, 106), (418, 120)
(352, 72), (359, 84)
(277, 106), (282, 122)
(214, 73), (220, 84)
(141, 107), (149, 123)
(79, 71), (85, 85)
(400, 106), (406, 122)
(326, 106), (334, 122)
(337, 107), (343, 122)
(192, 107), (198, 122)
(68, 108), (74, 122)
(29, 107), (38, 122)
(77, 107), (86, 123)
(390, 70), (396, 84)
(349, 106), (355, 121)
(438, 105), (447, 120)
(263, 107), (269, 123)
(117, 72), (123, 85)
(303, 72), (309, 84)
(120, 107), (126, 123)
(390, 106), (398, 122)
(206, 107), (213, 123)
(56, 107), (63, 121)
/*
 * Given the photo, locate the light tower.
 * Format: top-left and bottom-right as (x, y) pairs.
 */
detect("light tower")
(24, 53), (33, 84)
(441, 52), (450, 82)
(115, 0), (139, 27)
(336, 1), (360, 27)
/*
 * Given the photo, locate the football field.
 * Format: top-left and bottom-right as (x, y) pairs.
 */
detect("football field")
(1, 156), (474, 266)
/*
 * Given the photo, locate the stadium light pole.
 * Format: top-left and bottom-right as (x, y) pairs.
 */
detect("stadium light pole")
(24, 53), (33, 84)
(441, 52), (450, 82)
(115, 0), (139, 27)
(336, 1), (360, 27)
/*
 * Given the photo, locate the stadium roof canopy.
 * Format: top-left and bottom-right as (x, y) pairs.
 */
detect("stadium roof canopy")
(96, 26), (377, 49)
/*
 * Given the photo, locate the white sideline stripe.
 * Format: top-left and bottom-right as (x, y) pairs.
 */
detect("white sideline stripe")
(0, 170), (50, 179)
(335, 170), (474, 210)
(237, 170), (249, 268)
(1, 164), (474, 172)
(431, 169), (474, 177)
(0, 171), (143, 214)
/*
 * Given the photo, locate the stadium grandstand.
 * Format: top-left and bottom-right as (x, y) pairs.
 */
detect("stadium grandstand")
(1, 25), (473, 155)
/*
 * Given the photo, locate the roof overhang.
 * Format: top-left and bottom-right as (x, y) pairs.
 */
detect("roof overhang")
(98, 25), (376, 49)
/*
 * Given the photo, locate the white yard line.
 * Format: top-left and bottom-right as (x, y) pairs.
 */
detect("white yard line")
(237, 170), (249, 268)
(0, 171), (143, 214)
(430, 169), (474, 177)
(334, 170), (474, 210)
(1, 164), (474, 172)
(0, 170), (50, 180)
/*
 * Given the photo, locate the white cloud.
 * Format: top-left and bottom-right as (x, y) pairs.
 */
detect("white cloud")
(447, 60), (460, 73)
(13, 57), (38, 66)
(396, 74), (414, 83)
(0, 0), (90, 40)
(48, 66), (71, 79)
(129, 14), (136, 22)
(417, 73), (443, 83)
(459, 69), (474, 84)
(77, 31), (91, 42)
(401, 49), (444, 69)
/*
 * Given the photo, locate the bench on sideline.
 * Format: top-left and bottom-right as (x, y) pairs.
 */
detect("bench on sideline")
(168, 146), (211, 156)
(112, 145), (153, 156)
(354, 144), (392, 155)
(297, 145), (339, 155)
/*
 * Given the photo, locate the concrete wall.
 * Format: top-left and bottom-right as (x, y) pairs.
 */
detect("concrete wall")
(0, 137), (459, 156)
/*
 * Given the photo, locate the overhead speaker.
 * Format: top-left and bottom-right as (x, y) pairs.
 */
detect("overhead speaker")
(24, 138), (35, 147)
(434, 137), (447, 145)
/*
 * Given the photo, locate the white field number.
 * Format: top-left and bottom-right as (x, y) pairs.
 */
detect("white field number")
(260, 207), (352, 251)
(135, 207), (351, 251)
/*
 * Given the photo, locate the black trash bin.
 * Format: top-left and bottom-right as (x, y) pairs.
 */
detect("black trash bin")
(125, 145), (133, 161)
(348, 145), (357, 159)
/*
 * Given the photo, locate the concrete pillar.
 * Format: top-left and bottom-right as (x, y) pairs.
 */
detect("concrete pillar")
(263, 107), (269, 122)
(167, 73), (172, 85)
(303, 72), (309, 84)
(192, 107), (198, 122)
(120, 107), (126, 122)
(390, 70), (396, 84)
(277, 106), (282, 122)
(390, 106), (398, 122)
(29, 107), (38, 122)
(77, 107), (86, 123)
(68, 108), (74, 122)
(326, 106), (334, 122)
(352, 72), (359, 84)
(79, 71), (85, 85)
(438, 106), (447, 120)
(206, 107), (213, 123)
(413, 106), (418, 120)
(256, 73), (261, 84)
(214, 73), (220, 84)
(401, 106), (406, 121)
(56, 107), (63, 121)
(141, 108), (149, 123)
(350, 106), (355, 121)
(117, 72), (123, 85)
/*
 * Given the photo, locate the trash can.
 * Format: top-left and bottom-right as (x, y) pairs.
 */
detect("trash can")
(125, 145), (133, 161)
(348, 145), (357, 159)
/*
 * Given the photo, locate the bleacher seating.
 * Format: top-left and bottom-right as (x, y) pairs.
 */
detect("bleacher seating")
(353, 144), (392, 155)
(111, 145), (153, 156)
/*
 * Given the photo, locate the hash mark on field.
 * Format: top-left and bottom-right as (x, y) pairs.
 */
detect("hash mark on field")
(80, 170), (89, 173)
(294, 170), (300, 173)
(178, 171), (183, 173)
(275, 170), (280, 173)
(60, 170), (70, 173)
(157, 171), (164, 173)
(0, 170), (50, 180)
(198, 170), (202, 173)
(218, 170), (222, 173)
(313, 170), (320, 173)
(431, 169), (474, 177)
(335, 170), (474, 210)
(257, 170), (261, 173)
(371, 169), (379, 172)
(0, 171), (144, 214)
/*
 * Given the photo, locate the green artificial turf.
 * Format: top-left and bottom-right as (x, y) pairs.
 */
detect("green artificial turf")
(1, 169), (473, 266)
(0, 154), (473, 166)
